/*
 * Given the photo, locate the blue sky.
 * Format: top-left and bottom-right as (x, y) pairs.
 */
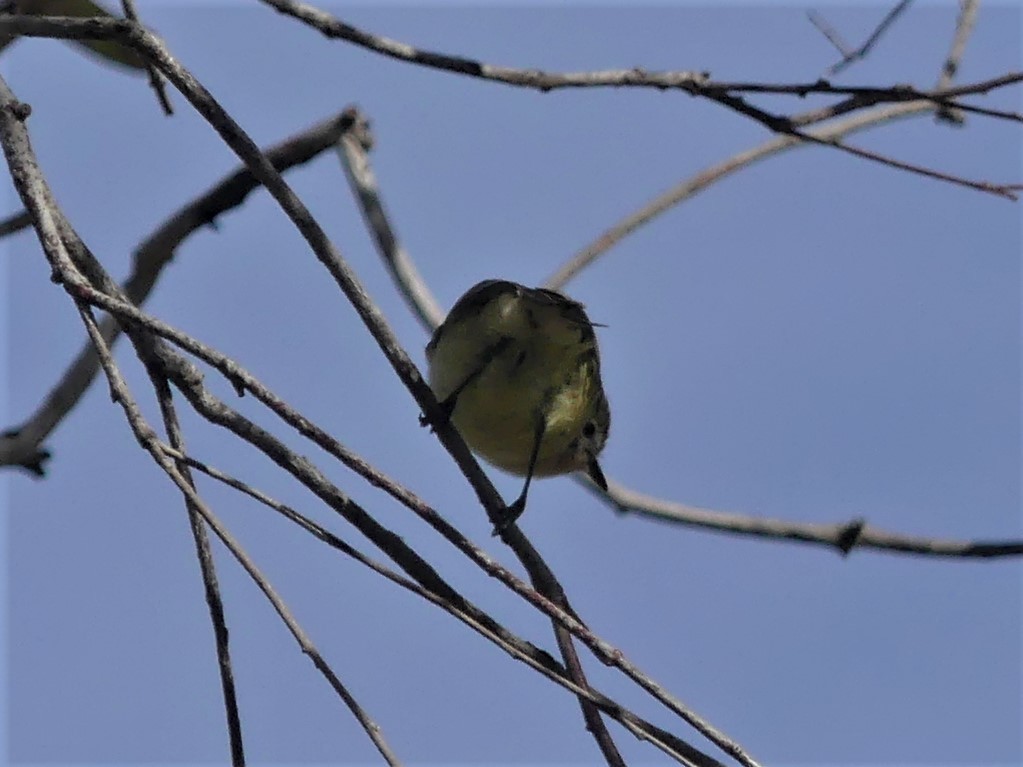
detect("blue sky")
(3, 3), (1021, 765)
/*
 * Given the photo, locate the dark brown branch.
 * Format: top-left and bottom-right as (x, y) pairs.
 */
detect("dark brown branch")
(7, 12), (1019, 110)
(786, 73), (1023, 127)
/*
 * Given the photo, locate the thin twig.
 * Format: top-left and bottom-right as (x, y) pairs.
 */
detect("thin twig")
(785, 75), (1023, 127)
(258, 0), (708, 91)
(792, 123), (1017, 199)
(334, 108), (444, 332)
(806, 10), (853, 59)
(119, 0), (172, 114)
(809, 0), (915, 75)
(146, 368), (244, 765)
(597, 481), (1023, 558)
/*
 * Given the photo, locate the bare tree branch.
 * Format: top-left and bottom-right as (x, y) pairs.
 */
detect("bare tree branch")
(23, 209), (727, 767)
(0, 79), (401, 764)
(4, 14), (1019, 203)
(1, 110), (358, 473)
(595, 481), (1023, 559)
(246, 3), (1022, 196)
(4, 20), (761, 754)
(4, 7), (1016, 763)
(167, 448), (736, 767)
(43, 239), (745, 765)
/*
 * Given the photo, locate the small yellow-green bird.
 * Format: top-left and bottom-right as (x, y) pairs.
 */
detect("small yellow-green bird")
(425, 279), (610, 528)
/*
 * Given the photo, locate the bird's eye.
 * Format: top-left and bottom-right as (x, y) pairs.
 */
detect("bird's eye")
(582, 421), (596, 438)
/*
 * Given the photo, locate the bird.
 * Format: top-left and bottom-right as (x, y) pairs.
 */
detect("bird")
(424, 279), (610, 530)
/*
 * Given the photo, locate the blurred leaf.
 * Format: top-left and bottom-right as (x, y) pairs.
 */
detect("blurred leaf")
(1, 0), (147, 71)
